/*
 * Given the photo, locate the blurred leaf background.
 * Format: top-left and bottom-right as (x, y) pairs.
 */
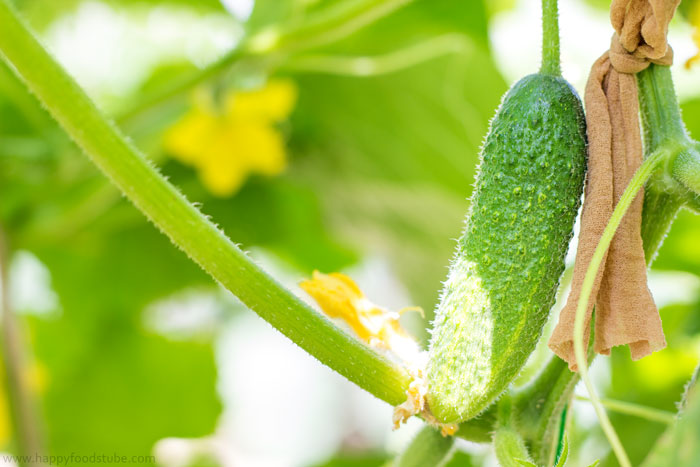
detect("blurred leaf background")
(0, 0), (699, 466)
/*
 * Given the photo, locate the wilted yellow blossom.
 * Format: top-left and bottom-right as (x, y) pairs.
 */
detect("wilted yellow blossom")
(687, 3), (700, 68)
(300, 271), (422, 361)
(164, 79), (297, 197)
(300, 270), (457, 436)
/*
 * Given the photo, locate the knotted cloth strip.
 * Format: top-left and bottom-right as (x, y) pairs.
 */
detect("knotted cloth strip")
(549, 0), (680, 370)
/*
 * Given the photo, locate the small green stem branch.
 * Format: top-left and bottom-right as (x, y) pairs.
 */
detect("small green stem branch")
(119, 0), (415, 123)
(573, 149), (668, 467)
(574, 395), (675, 425)
(116, 49), (243, 122)
(283, 33), (472, 77)
(540, 0), (562, 76)
(0, 228), (44, 466)
(395, 426), (455, 467)
(261, 0), (414, 54)
(0, 0), (412, 405)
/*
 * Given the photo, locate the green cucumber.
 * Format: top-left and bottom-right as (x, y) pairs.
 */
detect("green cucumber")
(425, 0), (586, 424)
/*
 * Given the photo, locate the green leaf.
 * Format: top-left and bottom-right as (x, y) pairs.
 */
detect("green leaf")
(554, 436), (569, 467)
(641, 366), (700, 466)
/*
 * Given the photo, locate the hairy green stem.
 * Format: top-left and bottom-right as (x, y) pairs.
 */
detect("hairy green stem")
(395, 426), (455, 467)
(638, 65), (700, 260)
(573, 149), (668, 467)
(637, 65), (687, 147)
(540, 0), (561, 76)
(0, 0), (412, 405)
(574, 395), (675, 425)
(0, 228), (44, 466)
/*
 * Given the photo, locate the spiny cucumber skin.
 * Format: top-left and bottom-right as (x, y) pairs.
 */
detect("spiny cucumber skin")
(426, 74), (587, 424)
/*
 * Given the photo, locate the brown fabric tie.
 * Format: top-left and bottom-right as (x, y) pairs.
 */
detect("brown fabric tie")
(549, 0), (680, 371)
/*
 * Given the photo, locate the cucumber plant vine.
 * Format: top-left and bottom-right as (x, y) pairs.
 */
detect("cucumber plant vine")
(0, 0), (699, 465)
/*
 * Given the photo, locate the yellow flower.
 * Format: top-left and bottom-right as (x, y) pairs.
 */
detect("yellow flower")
(164, 79), (297, 197)
(687, 3), (700, 69)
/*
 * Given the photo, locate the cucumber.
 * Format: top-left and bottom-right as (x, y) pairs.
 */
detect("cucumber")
(425, 73), (587, 424)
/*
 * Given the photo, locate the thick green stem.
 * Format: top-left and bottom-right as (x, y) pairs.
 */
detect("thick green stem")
(0, 0), (412, 405)
(540, 0), (561, 76)
(637, 64), (698, 258)
(637, 65), (687, 147)
(395, 426), (455, 467)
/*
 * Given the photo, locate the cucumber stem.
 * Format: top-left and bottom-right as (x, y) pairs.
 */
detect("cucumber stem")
(540, 0), (562, 76)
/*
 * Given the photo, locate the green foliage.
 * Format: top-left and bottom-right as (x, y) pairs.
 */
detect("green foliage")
(289, 0), (506, 312)
(642, 367), (700, 466)
(0, 0), (699, 465)
(31, 216), (221, 458)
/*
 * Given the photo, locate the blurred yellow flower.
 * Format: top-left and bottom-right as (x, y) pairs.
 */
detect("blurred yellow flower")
(0, 366), (8, 448)
(0, 359), (44, 448)
(164, 79), (297, 197)
(687, 3), (700, 69)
